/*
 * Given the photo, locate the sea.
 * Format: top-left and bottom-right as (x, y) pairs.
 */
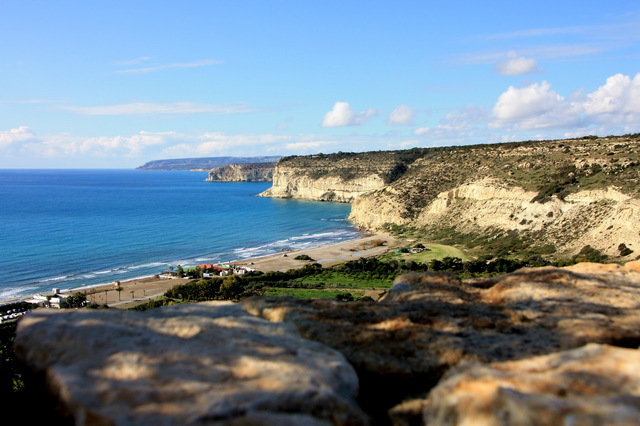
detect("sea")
(0, 169), (361, 303)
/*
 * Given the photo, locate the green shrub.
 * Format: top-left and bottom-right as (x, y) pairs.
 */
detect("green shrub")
(618, 243), (634, 257)
(294, 254), (314, 261)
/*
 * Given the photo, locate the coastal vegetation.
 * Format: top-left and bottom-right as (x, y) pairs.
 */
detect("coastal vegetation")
(128, 244), (611, 311)
(266, 134), (640, 259)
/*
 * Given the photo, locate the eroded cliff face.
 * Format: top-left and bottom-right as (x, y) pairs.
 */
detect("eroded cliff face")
(260, 165), (385, 202)
(206, 162), (275, 182)
(261, 137), (640, 257)
(351, 178), (640, 256)
(259, 152), (412, 202)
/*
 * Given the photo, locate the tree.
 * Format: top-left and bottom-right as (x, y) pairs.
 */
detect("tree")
(66, 292), (87, 308)
(220, 276), (244, 300)
(335, 292), (354, 302)
(116, 286), (123, 301)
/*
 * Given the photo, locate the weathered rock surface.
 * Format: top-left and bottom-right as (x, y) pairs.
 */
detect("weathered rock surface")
(423, 343), (640, 425)
(259, 137), (640, 256)
(351, 177), (640, 257)
(242, 262), (640, 422)
(260, 168), (385, 202)
(13, 262), (640, 425)
(259, 152), (412, 202)
(14, 302), (367, 425)
(206, 162), (276, 182)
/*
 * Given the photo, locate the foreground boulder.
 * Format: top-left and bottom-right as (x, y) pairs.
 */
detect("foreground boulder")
(242, 262), (640, 421)
(13, 262), (640, 425)
(423, 343), (640, 425)
(14, 302), (367, 425)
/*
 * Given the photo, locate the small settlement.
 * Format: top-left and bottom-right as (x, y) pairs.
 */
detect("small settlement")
(1, 262), (255, 314)
(160, 263), (255, 279)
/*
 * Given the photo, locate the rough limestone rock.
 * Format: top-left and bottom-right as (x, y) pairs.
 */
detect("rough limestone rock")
(242, 262), (640, 422)
(259, 152), (408, 203)
(206, 162), (275, 182)
(350, 178), (640, 257)
(260, 166), (385, 203)
(14, 302), (367, 425)
(13, 262), (640, 425)
(423, 343), (640, 425)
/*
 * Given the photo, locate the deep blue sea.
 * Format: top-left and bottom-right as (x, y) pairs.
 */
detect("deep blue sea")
(0, 169), (361, 302)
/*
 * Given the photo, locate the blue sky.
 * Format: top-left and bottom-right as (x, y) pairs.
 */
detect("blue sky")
(1, 1), (640, 168)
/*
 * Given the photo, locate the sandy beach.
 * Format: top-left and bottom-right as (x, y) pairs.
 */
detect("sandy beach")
(60, 233), (397, 309)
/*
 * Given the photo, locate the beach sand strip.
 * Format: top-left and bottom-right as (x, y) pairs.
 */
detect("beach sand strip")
(64, 233), (396, 309)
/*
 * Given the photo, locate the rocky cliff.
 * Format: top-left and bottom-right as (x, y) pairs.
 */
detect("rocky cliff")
(206, 162), (276, 182)
(259, 150), (426, 202)
(14, 261), (640, 425)
(261, 136), (640, 258)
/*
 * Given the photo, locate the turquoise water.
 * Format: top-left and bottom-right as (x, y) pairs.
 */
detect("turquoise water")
(0, 170), (360, 302)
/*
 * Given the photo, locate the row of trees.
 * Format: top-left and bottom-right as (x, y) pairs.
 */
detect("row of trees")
(164, 263), (325, 302)
(160, 256), (531, 304)
(146, 246), (612, 307)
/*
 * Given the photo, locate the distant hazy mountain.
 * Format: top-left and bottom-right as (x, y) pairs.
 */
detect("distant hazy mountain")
(136, 156), (282, 171)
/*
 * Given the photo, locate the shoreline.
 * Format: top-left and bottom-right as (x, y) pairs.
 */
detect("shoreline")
(7, 232), (397, 309)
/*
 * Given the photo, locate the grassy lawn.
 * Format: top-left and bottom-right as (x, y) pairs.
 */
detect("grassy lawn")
(297, 272), (393, 289)
(385, 243), (471, 262)
(263, 288), (365, 299)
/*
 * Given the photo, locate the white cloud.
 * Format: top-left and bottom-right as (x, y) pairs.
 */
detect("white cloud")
(0, 129), (175, 161)
(0, 126), (36, 148)
(490, 81), (581, 130)
(117, 59), (222, 74)
(496, 51), (540, 75)
(157, 133), (293, 158)
(461, 45), (604, 66)
(482, 21), (640, 41)
(284, 141), (341, 153)
(413, 106), (488, 142)
(321, 102), (377, 127)
(387, 105), (415, 125)
(489, 73), (640, 133)
(583, 73), (640, 117)
(59, 102), (253, 116)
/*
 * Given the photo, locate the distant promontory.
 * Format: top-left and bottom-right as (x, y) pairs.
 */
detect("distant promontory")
(136, 156), (281, 171)
(206, 162), (276, 182)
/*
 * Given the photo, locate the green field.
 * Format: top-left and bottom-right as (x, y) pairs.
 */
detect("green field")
(385, 243), (470, 262)
(297, 272), (393, 289)
(263, 288), (366, 299)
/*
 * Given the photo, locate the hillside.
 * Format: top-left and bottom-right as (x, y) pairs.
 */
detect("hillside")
(261, 135), (640, 258)
(259, 150), (427, 202)
(206, 162), (276, 182)
(137, 156), (281, 171)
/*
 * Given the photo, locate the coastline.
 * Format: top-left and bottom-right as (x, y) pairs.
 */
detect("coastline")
(13, 232), (396, 310)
